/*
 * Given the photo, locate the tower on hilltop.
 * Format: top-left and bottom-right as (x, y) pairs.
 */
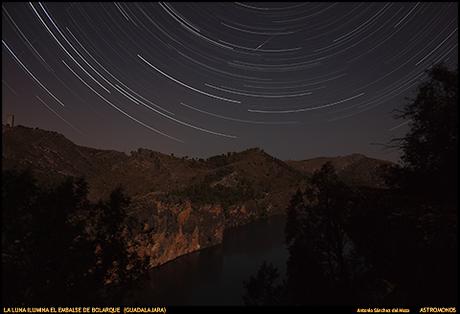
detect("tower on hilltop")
(6, 114), (15, 127)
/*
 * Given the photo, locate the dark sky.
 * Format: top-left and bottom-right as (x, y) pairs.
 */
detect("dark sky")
(2, 2), (458, 162)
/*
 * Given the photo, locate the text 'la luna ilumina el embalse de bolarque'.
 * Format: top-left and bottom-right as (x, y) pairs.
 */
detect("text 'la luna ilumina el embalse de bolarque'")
(3, 307), (167, 313)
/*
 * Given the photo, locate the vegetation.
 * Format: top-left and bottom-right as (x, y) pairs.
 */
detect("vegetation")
(161, 164), (266, 212)
(2, 170), (148, 305)
(242, 64), (458, 305)
(386, 63), (458, 209)
(163, 178), (258, 211)
(242, 261), (284, 306)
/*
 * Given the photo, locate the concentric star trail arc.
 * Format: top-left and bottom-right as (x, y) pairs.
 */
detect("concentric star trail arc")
(2, 2), (457, 161)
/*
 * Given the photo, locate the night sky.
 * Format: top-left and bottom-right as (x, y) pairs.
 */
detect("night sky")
(2, 2), (458, 161)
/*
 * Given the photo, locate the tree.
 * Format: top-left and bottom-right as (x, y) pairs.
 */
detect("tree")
(242, 63), (458, 306)
(283, 187), (329, 304)
(2, 171), (97, 305)
(390, 64), (458, 209)
(380, 64), (459, 303)
(304, 162), (353, 284)
(2, 171), (149, 306)
(93, 187), (148, 304)
(2, 169), (38, 249)
(285, 189), (305, 246)
(247, 163), (357, 305)
(242, 261), (284, 305)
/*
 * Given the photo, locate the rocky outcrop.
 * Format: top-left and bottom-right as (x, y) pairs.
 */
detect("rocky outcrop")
(125, 193), (225, 268)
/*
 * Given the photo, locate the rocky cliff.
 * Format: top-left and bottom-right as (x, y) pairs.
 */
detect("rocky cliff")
(124, 195), (225, 268)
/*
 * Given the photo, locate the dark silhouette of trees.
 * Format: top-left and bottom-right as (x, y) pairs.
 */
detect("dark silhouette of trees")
(243, 163), (359, 305)
(284, 189), (305, 248)
(2, 170), (148, 306)
(242, 261), (284, 306)
(93, 187), (148, 305)
(2, 169), (37, 249)
(2, 170), (97, 305)
(373, 63), (458, 304)
(283, 163), (360, 305)
(303, 162), (352, 285)
(243, 63), (457, 307)
(387, 64), (458, 210)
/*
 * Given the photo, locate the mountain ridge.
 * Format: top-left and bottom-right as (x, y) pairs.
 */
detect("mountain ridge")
(2, 124), (392, 176)
(2, 124), (392, 268)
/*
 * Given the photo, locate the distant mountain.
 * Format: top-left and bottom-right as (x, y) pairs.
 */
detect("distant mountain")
(2, 124), (392, 268)
(287, 154), (392, 188)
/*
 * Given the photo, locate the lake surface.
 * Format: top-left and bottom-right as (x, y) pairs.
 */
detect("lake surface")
(126, 215), (288, 305)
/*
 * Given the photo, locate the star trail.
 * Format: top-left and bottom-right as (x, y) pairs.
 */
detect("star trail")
(2, 2), (458, 160)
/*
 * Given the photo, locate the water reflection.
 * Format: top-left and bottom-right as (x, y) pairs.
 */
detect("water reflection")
(125, 215), (287, 305)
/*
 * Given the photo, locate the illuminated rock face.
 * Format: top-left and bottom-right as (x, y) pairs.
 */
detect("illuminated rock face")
(125, 197), (225, 268)
(124, 194), (284, 269)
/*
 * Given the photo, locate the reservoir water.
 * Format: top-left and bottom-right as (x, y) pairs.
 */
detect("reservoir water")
(126, 215), (288, 305)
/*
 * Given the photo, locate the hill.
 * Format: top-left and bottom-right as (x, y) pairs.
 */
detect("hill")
(287, 153), (391, 188)
(2, 124), (391, 267)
